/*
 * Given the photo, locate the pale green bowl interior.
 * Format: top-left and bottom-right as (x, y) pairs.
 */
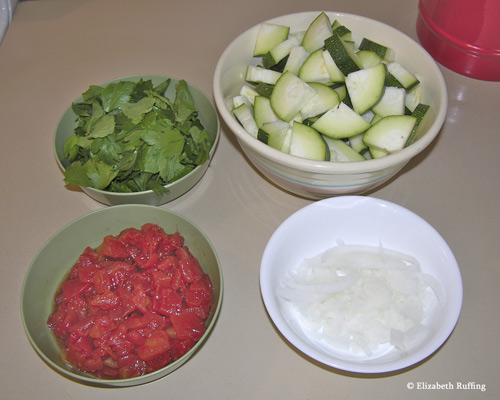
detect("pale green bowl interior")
(21, 205), (223, 387)
(54, 75), (220, 206)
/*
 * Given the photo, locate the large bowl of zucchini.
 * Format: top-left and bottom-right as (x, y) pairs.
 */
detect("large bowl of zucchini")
(213, 11), (447, 198)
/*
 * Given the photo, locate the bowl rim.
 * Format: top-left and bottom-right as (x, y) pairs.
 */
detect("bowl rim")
(20, 204), (224, 386)
(259, 196), (463, 373)
(54, 74), (221, 198)
(213, 11), (448, 174)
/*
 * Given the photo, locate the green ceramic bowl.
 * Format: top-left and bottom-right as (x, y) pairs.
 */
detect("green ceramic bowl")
(54, 75), (220, 206)
(21, 205), (223, 387)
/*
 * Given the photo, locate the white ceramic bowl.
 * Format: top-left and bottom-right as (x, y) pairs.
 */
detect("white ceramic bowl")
(214, 12), (448, 198)
(55, 75), (220, 206)
(260, 196), (462, 373)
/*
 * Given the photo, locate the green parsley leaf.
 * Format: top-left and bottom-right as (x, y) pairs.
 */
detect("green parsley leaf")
(174, 80), (197, 125)
(63, 78), (213, 194)
(101, 81), (135, 112)
(63, 134), (79, 162)
(121, 97), (156, 124)
(89, 114), (115, 138)
(86, 159), (119, 189)
(63, 159), (117, 190)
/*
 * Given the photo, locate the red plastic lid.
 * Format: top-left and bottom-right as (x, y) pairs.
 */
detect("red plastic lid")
(417, 0), (500, 81)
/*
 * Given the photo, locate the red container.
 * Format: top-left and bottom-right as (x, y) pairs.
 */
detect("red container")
(417, 0), (500, 81)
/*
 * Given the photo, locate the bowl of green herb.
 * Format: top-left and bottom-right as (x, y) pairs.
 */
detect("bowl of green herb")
(55, 75), (220, 206)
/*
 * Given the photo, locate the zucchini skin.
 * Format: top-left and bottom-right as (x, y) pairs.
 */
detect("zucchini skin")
(231, 12), (431, 163)
(324, 34), (362, 76)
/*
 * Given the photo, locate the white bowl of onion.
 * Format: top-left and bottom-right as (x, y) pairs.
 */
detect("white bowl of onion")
(260, 196), (462, 373)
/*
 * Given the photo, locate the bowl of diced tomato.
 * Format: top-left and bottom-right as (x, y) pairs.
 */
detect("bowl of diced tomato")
(20, 205), (223, 386)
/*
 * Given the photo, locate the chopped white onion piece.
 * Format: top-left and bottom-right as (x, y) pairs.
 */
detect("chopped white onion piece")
(276, 242), (441, 357)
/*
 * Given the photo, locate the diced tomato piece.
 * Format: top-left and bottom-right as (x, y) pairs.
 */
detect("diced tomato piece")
(164, 231), (184, 253)
(156, 255), (178, 271)
(175, 245), (191, 260)
(136, 251), (159, 269)
(176, 246), (205, 283)
(77, 247), (101, 265)
(62, 279), (92, 299)
(115, 287), (136, 316)
(107, 304), (130, 321)
(118, 354), (147, 379)
(106, 260), (135, 273)
(93, 334), (115, 360)
(125, 311), (153, 330)
(185, 279), (212, 307)
(171, 266), (187, 293)
(117, 353), (137, 368)
(67, 294), (90, 320)
(137, 330), (171, 362)
(88, 324), (108, 341)
(75, 336), (94, 357)
(126, 329), (146, 346)
(178, 258), (203, 284)
(131, 282), (148, 314)
(131, 271), (153, 294)
(127, 226), (161, 269)
(66, 335), (94, 365)
(100, 235), (130, 259)
(170, 311), (206, 341)
(175, 245), (197, 261)
(76, 264), (101, 283)
(186, 303), (212, 320)
(147, 313), (168, 331)
(149, 269), (172, 291)
(68, 317), (95, 341)
(89, 290), (121, 310)
(81, 354), (104, 372)
(165, 324), (177, 339)
(140, 229), (162, 256)
(145, 351), (171, 373)
(93, 268), (112, 294)
(125, 245), (142, 262)
(106, 261), (135, 289)
(118, 227), (143, 247)
(88, 316), (116, 339)
(47, 301), (69, 332)
(170, 338), (196, 360)
(51, 307), (78, 337)
(71, 247), (101, 281)
(151, 288), (183, 316)
(141, 223), (164, 235)
(108, 325), (134, 358)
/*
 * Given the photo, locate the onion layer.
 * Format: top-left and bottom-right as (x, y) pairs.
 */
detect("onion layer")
(276, 242), (441, 356)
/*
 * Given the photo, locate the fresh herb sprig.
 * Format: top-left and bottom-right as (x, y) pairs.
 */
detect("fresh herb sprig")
(63, 78), (212, 194)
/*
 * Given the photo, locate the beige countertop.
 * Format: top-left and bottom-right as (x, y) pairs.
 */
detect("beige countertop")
(1, 0), (498, 399)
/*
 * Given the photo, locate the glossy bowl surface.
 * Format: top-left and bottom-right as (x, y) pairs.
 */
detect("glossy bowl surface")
(55, 75), (220, 206)
(214, 12), (448, 198)
(260, 196), (462, 373)
(21, 205), (223, 387)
